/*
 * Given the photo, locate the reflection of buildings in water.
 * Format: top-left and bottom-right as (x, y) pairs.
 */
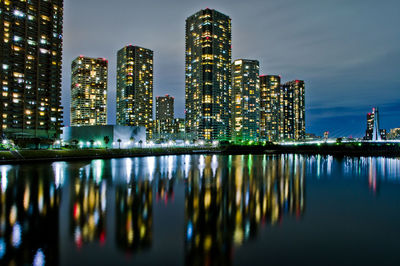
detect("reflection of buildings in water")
(116, 180), (152, 253)
(184, 155), (305, 266)
(70, 161), (107, 248)
(0, 164), (60, 265)
(156, 177), (175, 205)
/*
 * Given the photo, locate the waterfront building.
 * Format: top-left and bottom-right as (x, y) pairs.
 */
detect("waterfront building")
(260, 75), (281, 141)
(231, 59), (260, 142)
(156, 94), (174, 121)
(116, 45), (153, 133)
(0, 0), (64, 140)
(61, 125), (146, 148)
(259, 77), (305, 141)
(280, 80), (305, 140)
(70, 56), (108, 126)
(185, 8), (232, 141)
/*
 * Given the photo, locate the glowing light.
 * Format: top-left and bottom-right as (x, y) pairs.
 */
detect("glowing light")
(147, 156), (155, 181)
(33, 249), (45, 266)
(126, 158), (132, 183)
(187, 221), (193, 240)
(12, 223), (21, 248)
(74, 227), (82, 249)
(92, 160), (103, 184)
(211, 155), (218, 177)
(52, 162), (66, 189)
(184, 155), (191, 179)
(0, 165), (11, 191)
(0, 238), (5, 259)
(168, 156), (174, 179)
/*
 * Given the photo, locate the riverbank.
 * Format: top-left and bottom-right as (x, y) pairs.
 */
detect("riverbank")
(0, 147), (221, 165)
(1, 142), (400, 164)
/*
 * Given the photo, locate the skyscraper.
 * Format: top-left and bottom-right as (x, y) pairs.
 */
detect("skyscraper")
(116, 45), (153, 130)
(260, 75), (281, 141)
(156, 94), (174, 121)
(281, 80), (305, 140)
(70, 56), (108, 126)
(0, 0), (64, 140)
(231, 59), (260, 142)
(185, 8), (232, 141)
(259, 77), (305, 141)
(365, 107), (385, 141)
(365, 110), (375, 140)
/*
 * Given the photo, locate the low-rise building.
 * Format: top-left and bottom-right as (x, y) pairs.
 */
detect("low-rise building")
(62, 125), (146, 148)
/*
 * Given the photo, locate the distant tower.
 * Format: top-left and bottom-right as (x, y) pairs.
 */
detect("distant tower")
(372, 108), (381, 141)
(156, 95), (174, 121)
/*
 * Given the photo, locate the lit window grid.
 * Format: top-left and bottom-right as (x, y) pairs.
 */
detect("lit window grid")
(0, 0), (64, 138)
(185, 9), (232, 141)
(71, 57), (108, 126)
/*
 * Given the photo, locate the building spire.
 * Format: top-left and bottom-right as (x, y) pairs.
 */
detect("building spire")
(372, 107), (381, 141)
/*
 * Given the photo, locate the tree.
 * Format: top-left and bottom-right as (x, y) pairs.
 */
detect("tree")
(89, 139), (94, 148)
(117, 139), (122, 149)
(71, 139), (79, 149)
(139, 140), (143, 148)
(104, 136), (110, 149)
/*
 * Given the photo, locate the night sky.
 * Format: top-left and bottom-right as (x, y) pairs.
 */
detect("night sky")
(61, 0), (400, 137)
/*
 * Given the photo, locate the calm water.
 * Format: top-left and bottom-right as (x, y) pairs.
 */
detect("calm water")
(1, 154), (400, 266)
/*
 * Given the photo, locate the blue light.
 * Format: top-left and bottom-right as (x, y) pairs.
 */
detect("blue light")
(187, 221), (193, 240)
(0, 238), (5, 259)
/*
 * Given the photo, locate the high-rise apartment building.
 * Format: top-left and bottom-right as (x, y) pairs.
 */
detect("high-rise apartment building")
(231, 59), (260, 142)
(281, 80), (305, 140)
(260, 75), (281, 141)
(156, 94), (174, 121)
(116, 45), (153, 130)
(0, 0), (64, 140)
(185, 9), (232, 141)
(70, 56), (108, 126)
(260, 77), (305, 141)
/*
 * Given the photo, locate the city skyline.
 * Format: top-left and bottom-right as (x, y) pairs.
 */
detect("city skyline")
(61, 0), (400, 137)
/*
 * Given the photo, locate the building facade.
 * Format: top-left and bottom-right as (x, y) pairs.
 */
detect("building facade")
(152, 118), (185, 141)
(280, 80), (305, 140)
(260, 75), (281, 141)
(364, 108), (386, 140)
(185, 9), (232, 141)
(70, 56), (108, 126)
(0, 0), (64, 140)
(231, 59), (260, 142)
(156, 94), (174, 121)
(116, 45), (153, 132)
(259, 78), (305, 141)
(62, 125), (146, 149)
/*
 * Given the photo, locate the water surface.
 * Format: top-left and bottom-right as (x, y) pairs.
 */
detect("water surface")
(0, 154), (399, 265)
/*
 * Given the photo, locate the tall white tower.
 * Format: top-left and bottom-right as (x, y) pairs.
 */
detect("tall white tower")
(372, 108), (381, 141)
